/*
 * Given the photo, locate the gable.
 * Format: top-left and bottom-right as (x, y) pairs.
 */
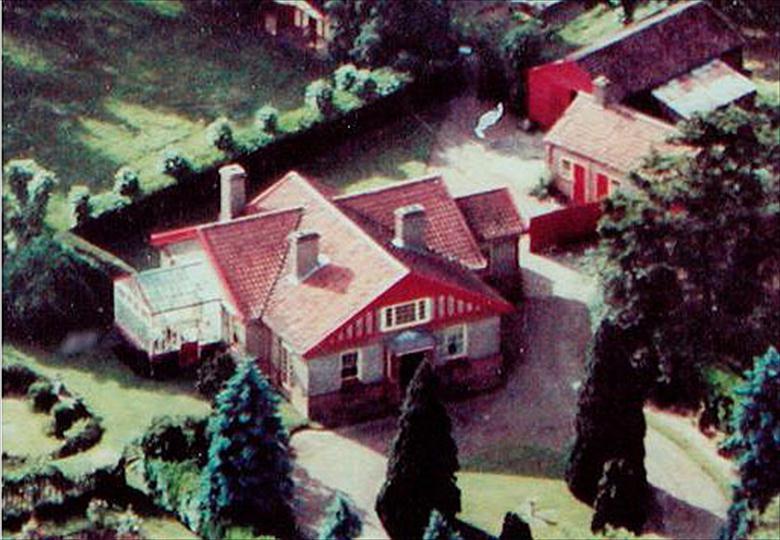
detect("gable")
(303, 272), (512, 358)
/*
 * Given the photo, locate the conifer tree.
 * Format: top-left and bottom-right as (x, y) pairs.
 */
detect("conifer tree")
(198, 360), (294, 539)
(566, 319), (648, 507)
(591, 459), (648, 535)
(319, 493), (362, 540)
(499, 512), (533, 540)
(720, 347), (780, 539)
(422, 509), (462, 540)
(376, 361), (461, 539)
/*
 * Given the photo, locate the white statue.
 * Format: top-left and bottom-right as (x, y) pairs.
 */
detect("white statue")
(474, 102), (504, 139)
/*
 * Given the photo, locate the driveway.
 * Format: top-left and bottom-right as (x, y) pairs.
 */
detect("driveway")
(291, 96), (731, 539)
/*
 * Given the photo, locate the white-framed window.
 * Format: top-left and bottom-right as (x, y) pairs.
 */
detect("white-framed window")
(560, 157), (573, 180)
(380, 298), (433, 332)
(437, 325), (467, 359)
(340, 350), (359, 382)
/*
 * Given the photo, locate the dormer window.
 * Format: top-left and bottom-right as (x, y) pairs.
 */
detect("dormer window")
(380, 298), (432, 331)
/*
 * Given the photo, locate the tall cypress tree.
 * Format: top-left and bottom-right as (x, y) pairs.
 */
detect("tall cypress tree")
(423, 509), (462, 540)
(376, 361), (461, 539)
(566, 319), (648, 509)
(720, 347), (780, 539)
(198, 360), (294, 538)
(591, 458), (648, 534)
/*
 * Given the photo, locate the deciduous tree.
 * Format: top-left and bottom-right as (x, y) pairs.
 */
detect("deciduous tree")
(376, 361), (461, 539)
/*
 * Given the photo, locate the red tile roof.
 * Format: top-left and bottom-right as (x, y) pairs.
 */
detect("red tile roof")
(333, 176), (488, 270)
(198, 208), (303, 320)
(148, 171), (516, 356)
(455, 188), (525, 242)
(544, 93), (681, 174)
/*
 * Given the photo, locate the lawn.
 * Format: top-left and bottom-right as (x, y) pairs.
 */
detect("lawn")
(2, 0), (328, 230)
(1, 397), (63, 459)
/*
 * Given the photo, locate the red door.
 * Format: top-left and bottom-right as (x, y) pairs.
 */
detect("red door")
(596, 173), (610, 200)
(179, 342), (199, 368)
(573, 164), (586, 205)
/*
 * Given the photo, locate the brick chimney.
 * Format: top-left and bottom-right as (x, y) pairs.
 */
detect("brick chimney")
(392, 204), (427, 250)
(289, 230), (320, 281)
(592, 76), (614, 107)
(219, 164), (247, 221)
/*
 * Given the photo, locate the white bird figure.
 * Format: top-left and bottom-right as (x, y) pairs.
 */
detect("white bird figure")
(474, 102), (504, 139)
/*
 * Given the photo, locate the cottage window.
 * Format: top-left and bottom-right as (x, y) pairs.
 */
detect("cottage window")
(380, 298), (433, 331)
(560, 158), (573, 180)
(438, 325), (467, 359)
(341, 351), (359, 381)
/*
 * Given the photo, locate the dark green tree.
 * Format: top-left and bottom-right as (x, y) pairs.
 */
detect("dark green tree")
(2, 235), (108, 342)
(2, 159), (57, 248)
(305, 79), (336, 118)
(319, 493), (362, 540)
(719, 347), (780, 539)
(591, 458), (648, 535)
(254, 104), (279, 135)
(198, 360), (294, 538)
(69, 185), (92, 227)
(376, 361), (461, 539)
(499, 512), (533, 540)
(500, 19), (547, 114)
(598, 105), (780, 407)
(114, 166), (142, 201)
(422, 509), (462, 540)
(566, 319), (648, 506)
(324, 0), (368, 62)
(206, 116), (241, 157)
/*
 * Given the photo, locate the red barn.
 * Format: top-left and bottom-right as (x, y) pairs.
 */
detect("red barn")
(526, 0), (746, 129)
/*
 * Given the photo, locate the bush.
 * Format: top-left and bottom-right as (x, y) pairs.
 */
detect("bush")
(3, 364), (39, 396)
(354, 70), (379, 101)
(57, 417), (103, 458)
(529, 174), (555, 200)
(333, 63), (359, 92)
(68, 185), (92, 227)
(51, 400), (79, 438)
(305, 79), (336, 118)
(144, 458), (203, 532)
(141, 416), (208, 464)
(195, 350), (237, 400)
(113, 166), (141, 201)
(254, 105), (279, 135)
(160, 148), (195, 181)
(206, 117), (240, 156)
(27, 380), (58, 413)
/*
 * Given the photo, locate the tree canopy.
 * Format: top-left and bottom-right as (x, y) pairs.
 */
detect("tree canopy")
(597, 104), (780, 407)
(198, 360), (294, 538)
(376, 361), (461, 539)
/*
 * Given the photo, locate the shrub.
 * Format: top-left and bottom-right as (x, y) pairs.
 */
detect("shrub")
(333, 63), (359, 92)
(144, 458), (203, 532)
(86, 498), (111, 530)
(195, 349), (237, 400)
(206, 117), (240, 156)
(51, 400), (79, 438)
(305, 79), (336, 118)
(113, 166), (142, 201)
(254, 105), (279, 135)
(160, 148), (195, 181)
(354, 70), (379, 101)
(141, 416), (209, 464)
(57, 417), (103, 458)
(68, 185), (92, 227)
(3, 364), (39, 396)
(27, 380), (58, 413)
(529, 174), (555, 200)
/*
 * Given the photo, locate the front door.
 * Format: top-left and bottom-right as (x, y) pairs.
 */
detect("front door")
(573, 164), (586, 205)
(595, 173), (610, 200)
(179, 342), (199, 368)
(398, 351), (427, 394)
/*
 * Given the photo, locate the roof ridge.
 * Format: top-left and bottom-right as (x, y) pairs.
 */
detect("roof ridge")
(569, 0), (702, 61)
(332, 174), (443, 200)
(577, 93), (678, 133)
(199, 204), (304, 231)
(246, 170), (304, 208)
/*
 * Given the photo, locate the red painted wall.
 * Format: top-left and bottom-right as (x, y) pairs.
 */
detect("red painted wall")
(526, 60), (593, 130)
(304, 272), (512, 358)
(528, 202), (603, 253)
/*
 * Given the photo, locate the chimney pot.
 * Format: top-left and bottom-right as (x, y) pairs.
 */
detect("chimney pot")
(393, 204), (427, 250)
(289, 230), (320, 281)
(592, 76), (613, 106)
(219, 164), (247, 221)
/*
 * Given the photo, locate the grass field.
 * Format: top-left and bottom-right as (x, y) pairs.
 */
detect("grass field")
(1, 398), (63, 459)
(3, 0), (327, 229)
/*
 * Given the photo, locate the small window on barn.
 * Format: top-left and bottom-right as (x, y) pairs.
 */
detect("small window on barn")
(437, 325), (467, 359)
(341, 350), (359, 381)
(560, 158), (573, 180)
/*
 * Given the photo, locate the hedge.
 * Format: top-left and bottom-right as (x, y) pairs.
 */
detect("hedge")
(28, 380), (58, 413)
(73, 61), (464, 247)
(3, 364), (39, 396)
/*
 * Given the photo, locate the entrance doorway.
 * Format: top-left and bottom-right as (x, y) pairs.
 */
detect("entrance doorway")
(398, 351), (427, 393)
(573, 164), (586, 204)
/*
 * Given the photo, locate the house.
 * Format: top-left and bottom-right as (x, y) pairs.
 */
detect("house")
(113, 166), (524, 425)
(543, 93), (680, 204)
(262, 0), (330, 52)
(526, 0), (749, 129)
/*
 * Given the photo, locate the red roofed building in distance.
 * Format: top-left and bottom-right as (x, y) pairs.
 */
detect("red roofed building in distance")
(526, 0), (748, 130)
(113, 165), (524, 425)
